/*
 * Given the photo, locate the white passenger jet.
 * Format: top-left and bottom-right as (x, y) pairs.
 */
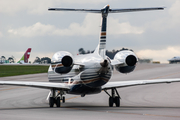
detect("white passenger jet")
(168, 56), (180, 64)
(1, 48), (31, 64)
(0, 5), (180, 107)
(17, 48), (32, 64)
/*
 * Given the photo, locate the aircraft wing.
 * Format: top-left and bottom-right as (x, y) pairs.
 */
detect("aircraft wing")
(102, 78), (180, 90)
(0, 81), (70, 90)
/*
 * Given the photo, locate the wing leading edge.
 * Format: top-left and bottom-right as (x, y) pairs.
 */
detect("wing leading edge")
(102, 78), (180, 90)
(0, 81), (70, 90)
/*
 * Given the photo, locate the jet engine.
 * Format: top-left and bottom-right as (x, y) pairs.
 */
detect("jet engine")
(114, 50), (138, 73)
(51, 51), (74, 74)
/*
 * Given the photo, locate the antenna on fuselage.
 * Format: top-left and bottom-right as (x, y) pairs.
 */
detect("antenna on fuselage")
(48, 5), (164, 59)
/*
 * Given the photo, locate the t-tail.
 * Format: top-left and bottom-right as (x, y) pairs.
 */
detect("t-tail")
(48, 5), (164, 59)
(97, 5), (109, 59)
(17, 48), (32, 64)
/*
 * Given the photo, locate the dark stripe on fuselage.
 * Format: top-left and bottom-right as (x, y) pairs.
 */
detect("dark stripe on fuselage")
(69, 84), (101, 95)
(81, 73), (111, 80)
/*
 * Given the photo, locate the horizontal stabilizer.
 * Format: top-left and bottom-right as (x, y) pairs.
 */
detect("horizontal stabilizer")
(48, 8), (101, 13)
(48, 7), (164, 13)
(109, 7), (164, 13)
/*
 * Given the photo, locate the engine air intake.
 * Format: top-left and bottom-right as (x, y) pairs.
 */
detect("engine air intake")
(126, 55), (137, 66)
(62, 56), (73, 67)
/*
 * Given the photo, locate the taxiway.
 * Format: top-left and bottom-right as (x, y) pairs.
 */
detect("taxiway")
(0, 63), (180, 120)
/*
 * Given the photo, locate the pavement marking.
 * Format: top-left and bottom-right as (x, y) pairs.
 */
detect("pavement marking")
(0, 87), (24, 91)
(65, 96), (81, 101)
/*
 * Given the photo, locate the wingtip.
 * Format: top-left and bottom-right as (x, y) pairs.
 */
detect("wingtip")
(48, 8), (55, 11)
(163, 7), (166, 9)
(160, 7), (166, 10)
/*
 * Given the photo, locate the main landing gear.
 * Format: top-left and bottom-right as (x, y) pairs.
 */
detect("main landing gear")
(104, 88), (121, 107)
(49, 89), (65, 107)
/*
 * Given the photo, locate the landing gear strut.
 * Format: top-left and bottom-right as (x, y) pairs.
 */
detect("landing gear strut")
(104, 88), (121, 107)
(49, 89), (65, 107)
(59, 92), (65, 103)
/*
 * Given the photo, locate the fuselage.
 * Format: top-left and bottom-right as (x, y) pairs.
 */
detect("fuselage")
(48, 52), (113, 95)
(168, 56), (180, 63)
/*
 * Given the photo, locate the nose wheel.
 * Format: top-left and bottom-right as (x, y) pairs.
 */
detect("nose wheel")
(104, 88), (121, 107)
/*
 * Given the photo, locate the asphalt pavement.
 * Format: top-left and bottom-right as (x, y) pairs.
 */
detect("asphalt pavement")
(0, 63), (180, 120)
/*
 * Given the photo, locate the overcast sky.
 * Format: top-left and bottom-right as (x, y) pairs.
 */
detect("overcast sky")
(1, 0), (180, 63)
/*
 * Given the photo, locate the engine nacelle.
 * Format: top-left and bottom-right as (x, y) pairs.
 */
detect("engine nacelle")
(51, 51), (74, 74)
(114, 50), (138, 73)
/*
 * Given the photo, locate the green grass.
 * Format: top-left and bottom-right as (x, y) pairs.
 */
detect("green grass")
(0, 65), (49, 77)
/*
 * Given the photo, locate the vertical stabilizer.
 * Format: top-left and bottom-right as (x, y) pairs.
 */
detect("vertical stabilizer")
(96, 5), (109, 59)
(17, 48), (32, 64)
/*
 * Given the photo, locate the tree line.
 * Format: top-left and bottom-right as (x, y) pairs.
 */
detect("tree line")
(34, 48), (130, 64)
(1, 48), (133, 64)
(33, 57), (51, 64)
(78, 48), (133, 59)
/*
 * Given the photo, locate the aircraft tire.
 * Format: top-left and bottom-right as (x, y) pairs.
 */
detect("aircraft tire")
(62, 96), (65, 103)
(49, 97), (54, 107)
(115, 97), (120, 107)
(109, 97), (113, 107)
(56, 97), (61, 107)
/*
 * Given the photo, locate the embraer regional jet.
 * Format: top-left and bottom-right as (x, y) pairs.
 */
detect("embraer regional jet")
(1, 5), (180, 107)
